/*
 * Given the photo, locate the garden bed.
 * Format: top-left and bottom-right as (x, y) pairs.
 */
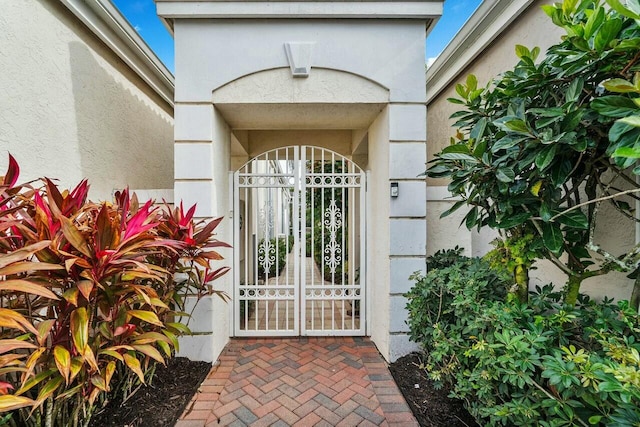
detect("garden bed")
(90, 358), (211, 427)
(389, 353), (478, 427)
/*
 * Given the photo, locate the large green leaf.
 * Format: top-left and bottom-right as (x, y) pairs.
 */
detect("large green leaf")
(565, 77), (584, 103)
(36, 376), (63, 404)
(551, 160), (573, 188)
(441, 144), (472, 154)
(470, 117), (488, 140)
(613, 146), (640, 158)
(555, 209), (589, 229)
(495, 168), (516, 183)
(592, 96), (637, 118)
(440, 200), (467, 218)
(584, 6), (605, 39)
(593, 17), (623, 52)
(438, 152), (478, 162)
(128, 310), (163, 327)
(15, 369), (55, 396)
(542, 223), (563, 254)
(492, 135), (527, 152)
(464, 207), (479, 230)
(70, 308), (88, 354)
(607, 0), (640, 19)
(505, 120), (529, 134)
(123, 353), (145, 384)
(535, 145), (558, 171)
(609, 121), (639, 146)
(603, 78), (639, 93)
(540, 203), (553, 222)
(53, 346), (71, 384)
(617, 115), (640, 127)
(496, 212), (531, 229)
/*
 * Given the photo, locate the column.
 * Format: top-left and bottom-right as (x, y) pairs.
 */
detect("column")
(388, 104), (427, 361)
(174, 103), (232, 362)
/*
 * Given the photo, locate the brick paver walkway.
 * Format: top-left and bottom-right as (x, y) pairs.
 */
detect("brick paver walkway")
(176, 337), (418, 427)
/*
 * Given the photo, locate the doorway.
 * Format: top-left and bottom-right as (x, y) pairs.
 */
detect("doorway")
(233, 146), (366, 336)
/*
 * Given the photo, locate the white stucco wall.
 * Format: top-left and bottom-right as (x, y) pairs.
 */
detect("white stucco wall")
(174, 19), (426, 104)
(0, 0), (173, 201)
(367, 107), (391, 360)
(174, 102), (234, 361)
(425, 0), (635, 302)
(168, 10), (430, 361)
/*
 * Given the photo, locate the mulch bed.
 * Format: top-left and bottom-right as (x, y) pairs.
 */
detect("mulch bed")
(389, 353), (478, 427)
(90, 357), (211, 427)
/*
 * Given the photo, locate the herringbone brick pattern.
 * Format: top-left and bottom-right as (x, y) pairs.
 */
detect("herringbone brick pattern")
(176, 337), (418, 427)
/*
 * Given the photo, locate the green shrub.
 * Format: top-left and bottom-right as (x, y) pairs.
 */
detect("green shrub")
(0, 155), (229, 426)
(406, 256), (640, 427)
(426, 246), (465, 270)
(257, 236), (293, 279)
(406, 249), (509, 346)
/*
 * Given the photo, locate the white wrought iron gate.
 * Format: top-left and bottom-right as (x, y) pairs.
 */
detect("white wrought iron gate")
(233, 146), (366, 336)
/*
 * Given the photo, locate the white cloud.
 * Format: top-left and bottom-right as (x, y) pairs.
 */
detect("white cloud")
(426, 56), (438, 69)
(131, 1), (147, 13)
(134, 25), (142, 32)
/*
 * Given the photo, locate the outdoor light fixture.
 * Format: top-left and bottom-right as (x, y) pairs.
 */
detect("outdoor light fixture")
(390, 182), (399, 198)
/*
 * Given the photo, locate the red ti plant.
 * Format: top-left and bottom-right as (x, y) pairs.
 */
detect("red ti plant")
(0, 155), (229, 427)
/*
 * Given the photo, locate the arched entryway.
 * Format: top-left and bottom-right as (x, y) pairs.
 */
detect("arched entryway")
(233, 146), (366, 337)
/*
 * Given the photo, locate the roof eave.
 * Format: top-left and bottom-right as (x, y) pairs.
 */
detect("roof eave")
(61, 0), (175, 109)
(426, 0), (535, 104)
(155, 1), (443, 20)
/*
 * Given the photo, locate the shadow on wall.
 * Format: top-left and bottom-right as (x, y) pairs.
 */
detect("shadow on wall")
(68, 41), (173, 200)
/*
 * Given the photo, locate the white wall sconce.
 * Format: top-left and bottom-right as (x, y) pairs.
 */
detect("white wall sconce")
(390, 182), (399, 198)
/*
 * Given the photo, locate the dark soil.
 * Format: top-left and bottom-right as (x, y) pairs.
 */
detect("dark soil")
(90, 357), (211, 427)
(389, 353), (479, 427)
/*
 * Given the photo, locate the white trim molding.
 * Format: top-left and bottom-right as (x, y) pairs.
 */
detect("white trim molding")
(426, 0), (534, 104)
(61, 0), (175, 108)
(156, 1), (442, 21)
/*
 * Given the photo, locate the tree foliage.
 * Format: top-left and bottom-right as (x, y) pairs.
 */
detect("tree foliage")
(426, 0), (640, 305)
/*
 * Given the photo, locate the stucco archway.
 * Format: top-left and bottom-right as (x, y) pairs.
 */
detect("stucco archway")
(212, 67), (389, 169)
(163, 2), (433, 362)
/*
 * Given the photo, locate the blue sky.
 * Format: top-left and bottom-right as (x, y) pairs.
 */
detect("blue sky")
(112, 0), (481, 73)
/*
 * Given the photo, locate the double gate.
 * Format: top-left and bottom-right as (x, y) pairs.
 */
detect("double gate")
(233, 146), (365, 336)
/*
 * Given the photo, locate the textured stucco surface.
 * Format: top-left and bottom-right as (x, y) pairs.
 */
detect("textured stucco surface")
(0, 0), (173, 201)
(174, 19), (426, 103)
(367, 107), (392, 361)
(425, 0), (635, 301)
(170, 8), (428, 362)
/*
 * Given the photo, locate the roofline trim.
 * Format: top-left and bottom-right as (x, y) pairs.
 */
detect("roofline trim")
(61, 0), (175, 108)
(426, 0), (534, 104)
(155, 1), (442, 20)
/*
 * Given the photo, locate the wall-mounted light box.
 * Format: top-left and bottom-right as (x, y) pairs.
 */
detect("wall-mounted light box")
(390, 182), (399, 198)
